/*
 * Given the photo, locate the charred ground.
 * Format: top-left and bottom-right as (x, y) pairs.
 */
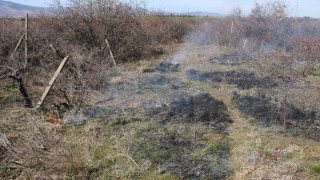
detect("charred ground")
(1, 0), (320, 178)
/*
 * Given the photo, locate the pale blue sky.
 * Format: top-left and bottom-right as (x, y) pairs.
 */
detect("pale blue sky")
(5, 0), (320, 18)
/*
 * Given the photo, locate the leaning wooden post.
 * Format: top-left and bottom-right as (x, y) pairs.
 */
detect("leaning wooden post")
(24, 13), (28, 67)
(239, 39), (248, 60)
(242, 38), (248, 49)
(105, 38), (117, 66)
(13, 34), (25, 53)
(36, 56), (69, 109)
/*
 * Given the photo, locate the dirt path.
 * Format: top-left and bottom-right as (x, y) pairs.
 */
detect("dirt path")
(172, 43), (320, 179)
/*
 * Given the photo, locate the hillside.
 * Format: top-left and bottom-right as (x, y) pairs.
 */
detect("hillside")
(0, 0), (47, 17)
(164, 11), (227, 17)
(181, 11), (227, 17)
(0, 0), (226, 18)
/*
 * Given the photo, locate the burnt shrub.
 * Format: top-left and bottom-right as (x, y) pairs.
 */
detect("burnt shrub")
(232, 92), (316, 128)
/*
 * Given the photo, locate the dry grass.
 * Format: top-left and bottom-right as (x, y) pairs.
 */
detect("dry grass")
(1, 12), (320, 178)
(170, 42), (320, 179)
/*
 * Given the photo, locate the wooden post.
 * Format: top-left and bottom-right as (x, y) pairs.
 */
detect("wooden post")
(24, 13), (28, 67)
(231, 21), (234, 35)
(13, 34), (25, 53)
(105, 39), (117, 66)
(239, 39), (248, 60)
(230, 21), (234, 46)
(50, 44), (63, 59)
(36, 56), (69, 109)
(242, 38), (248, 50)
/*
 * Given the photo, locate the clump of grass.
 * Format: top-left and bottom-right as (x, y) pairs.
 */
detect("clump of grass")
(132, 123), (231, 179)
(282, 154), (294, 160)
(309, 66), (320, 76)
(310, 162), (320, 174)
(248, 117), (257, 124)
(310, 146), (320, 153)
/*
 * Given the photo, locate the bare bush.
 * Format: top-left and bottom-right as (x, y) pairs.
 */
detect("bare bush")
(0, 0), (187, 110)
(212, 0), (320, 69)
(292, 38), (320, 72)
(46, 0), (186, 62)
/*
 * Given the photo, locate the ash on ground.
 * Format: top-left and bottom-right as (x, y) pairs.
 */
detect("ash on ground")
(233, 92), (319, 141)
(209, 54), (241, 66)
(186, 69), (277, 89)
(133, 126), (230, 179)
(62, 74), (232, 131)
(144, 61), (180, 73)
(61, 73), (233, 179)
(147, 93), (233, 132)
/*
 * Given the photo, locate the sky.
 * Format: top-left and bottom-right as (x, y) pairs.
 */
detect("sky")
(5, 0), (320, 18)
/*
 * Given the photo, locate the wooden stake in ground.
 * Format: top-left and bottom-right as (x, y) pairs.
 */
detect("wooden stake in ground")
(229, 21), (234, 46)
(105, 38), (117, 66)
(239, 39), (248, 60)
(50, 44), (64, 59)
(24, 13), (28, 67)
(231, 21), (234, 35)
(13, 34), (25, 53)
(242, 39), (248, 50)
(36, 56), (69, 109)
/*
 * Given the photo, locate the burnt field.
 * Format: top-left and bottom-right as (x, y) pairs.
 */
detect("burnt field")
(184, 61), (320, 141)
(186, 69), (277, 89)
(1, 0), (320, 179)
(59, 69), (234, 179)
(0, 59), (235, 179)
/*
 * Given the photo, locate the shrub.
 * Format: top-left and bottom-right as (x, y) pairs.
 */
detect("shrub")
(0, 0), (187, 109)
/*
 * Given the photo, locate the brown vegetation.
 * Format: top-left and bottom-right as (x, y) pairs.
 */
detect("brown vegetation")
(1, 0), (320, 179)
(0, 0), (186, 110)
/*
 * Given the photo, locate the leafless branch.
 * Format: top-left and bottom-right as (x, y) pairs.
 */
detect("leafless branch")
(0, 74), (11, 80)
(0, 65), (15, 72)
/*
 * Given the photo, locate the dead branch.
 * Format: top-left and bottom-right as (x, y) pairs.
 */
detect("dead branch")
(118, 153), (140, 168)
(0, 65), (16, 72)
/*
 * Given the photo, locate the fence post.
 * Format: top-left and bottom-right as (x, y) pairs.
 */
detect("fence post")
(24, 13), (28, 67)
(230, 21), (234, 46)
(36, 56), (69, 109)
(105, 39), (117, 66)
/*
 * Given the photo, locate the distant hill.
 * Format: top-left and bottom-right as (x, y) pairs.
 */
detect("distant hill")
(0, 0), (48, 17)
(165, 11), (227, 17)
(182, 11), (227, 17)
(0, 0), (226, 18)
